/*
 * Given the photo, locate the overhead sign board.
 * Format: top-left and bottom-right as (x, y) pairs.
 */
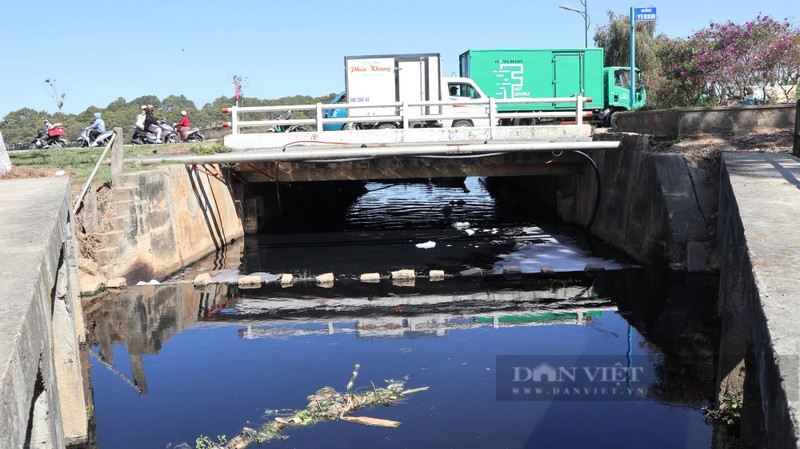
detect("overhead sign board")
(634, 7), (657, 21)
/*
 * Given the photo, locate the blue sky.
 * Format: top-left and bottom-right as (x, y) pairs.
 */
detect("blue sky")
(0, 0), (794, 118)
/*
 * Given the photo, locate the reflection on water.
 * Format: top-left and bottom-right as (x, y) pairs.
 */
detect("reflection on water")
(84, 270), (716, 449)
(83, 177), (717, 448)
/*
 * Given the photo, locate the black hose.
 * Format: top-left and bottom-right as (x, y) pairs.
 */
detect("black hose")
(572, 150), (601, 231)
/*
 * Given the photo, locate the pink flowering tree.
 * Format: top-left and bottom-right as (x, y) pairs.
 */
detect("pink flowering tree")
(650, 15), (800, 107)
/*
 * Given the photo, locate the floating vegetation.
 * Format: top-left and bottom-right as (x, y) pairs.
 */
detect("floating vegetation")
(199, 364), (428, 449)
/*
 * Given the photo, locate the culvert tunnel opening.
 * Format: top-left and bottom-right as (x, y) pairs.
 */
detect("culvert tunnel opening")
(227, 175), (618, 281)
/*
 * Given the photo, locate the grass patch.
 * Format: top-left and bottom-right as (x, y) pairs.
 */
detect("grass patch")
(8, 141), (233, 184)
(190, 143), (233, 155)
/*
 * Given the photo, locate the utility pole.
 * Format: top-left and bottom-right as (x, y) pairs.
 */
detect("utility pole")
(559, 0), (590, 48)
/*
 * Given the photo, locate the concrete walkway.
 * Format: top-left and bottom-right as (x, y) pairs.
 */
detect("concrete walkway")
(0, 177), (87, 448)
(719, 152), (800, 447)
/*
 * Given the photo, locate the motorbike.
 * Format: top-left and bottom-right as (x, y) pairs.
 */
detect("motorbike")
(184, 128), (204, 142)
(32, 125), (68, 149)
(131, 119), (179, 145)
(173, 124), (204, 142)
(267, 111), (307, 133)
(77, 126), (115, 148)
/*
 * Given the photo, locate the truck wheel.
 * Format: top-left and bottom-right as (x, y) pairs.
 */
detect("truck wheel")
(605, 111), (617, 128)
(377, 123), (398, 130)
(342, 123), (359, 131)
(452, 120), (473, 127)
(513, 118), (535, 126)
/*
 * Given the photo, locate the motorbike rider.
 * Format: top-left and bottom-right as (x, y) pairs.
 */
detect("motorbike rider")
(134, 105), (147, 131)
(174, 110), (190, 142)
(87, 112), (105, 144)
(144, 105), (162, 143)
(44, 119), (54, 133)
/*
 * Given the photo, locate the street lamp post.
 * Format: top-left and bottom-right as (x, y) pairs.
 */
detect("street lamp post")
(559, 0), (590, 48)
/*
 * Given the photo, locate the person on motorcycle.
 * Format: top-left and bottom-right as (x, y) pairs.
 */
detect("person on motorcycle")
(134, 105), (147, 131)
(88, 112), (105, 143)
(174, 110), (190, 142)
(144, 105), (162, 143)
(44, 119), (54, 133)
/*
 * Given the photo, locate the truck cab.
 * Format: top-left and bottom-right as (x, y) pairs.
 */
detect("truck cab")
(322, 91), (351, 131)
(602, 67), (646, 126)
(441, 77), (492, 127)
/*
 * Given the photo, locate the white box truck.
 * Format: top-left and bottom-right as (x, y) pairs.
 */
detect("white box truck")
(330, 53), (491, 130)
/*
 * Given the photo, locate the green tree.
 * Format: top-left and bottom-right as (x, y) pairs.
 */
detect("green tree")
(0, 108), (47, 149)
(595, 11), (660, 74)
(105, 97), (129, 112)
(161, 95), (197, 116)
(647, 38), (712, 108)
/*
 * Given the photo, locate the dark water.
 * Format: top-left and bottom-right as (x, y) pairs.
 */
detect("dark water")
(83, 177), (718, 449)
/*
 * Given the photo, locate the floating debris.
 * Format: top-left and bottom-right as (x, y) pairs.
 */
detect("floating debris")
(201, 366), (428, 449)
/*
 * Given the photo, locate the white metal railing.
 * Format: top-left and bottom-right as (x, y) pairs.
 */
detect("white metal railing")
(73, 131), (117, 215)
(222, 95), (592, 134)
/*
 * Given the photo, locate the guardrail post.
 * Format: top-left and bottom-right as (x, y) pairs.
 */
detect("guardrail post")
(111, 127), (123, 176)
(402, 102), (409, 129)
(794, 99), (800, 157)
(316, 103), (324, 132)
(489, 98), (497, 127)
(232, 106), (239, 135)
(576, 95), (584, 125)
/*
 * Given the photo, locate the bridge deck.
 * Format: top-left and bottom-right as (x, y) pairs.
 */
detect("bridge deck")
(132, 125), (618, 182)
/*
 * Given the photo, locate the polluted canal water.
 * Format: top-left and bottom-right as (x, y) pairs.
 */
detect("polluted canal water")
(83, 177), (719, 448)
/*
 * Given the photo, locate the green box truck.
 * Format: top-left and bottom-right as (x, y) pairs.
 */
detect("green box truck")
(459, 48), (646, 126)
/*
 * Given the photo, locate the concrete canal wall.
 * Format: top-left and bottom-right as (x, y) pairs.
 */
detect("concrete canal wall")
(568, 137), (800, 446)
(0, 164), (244, 448)
(0, 178), (87, 448)
(717, 153), (800, 448)
(83, 164), (244, 287)
(541, 132), (716, 272)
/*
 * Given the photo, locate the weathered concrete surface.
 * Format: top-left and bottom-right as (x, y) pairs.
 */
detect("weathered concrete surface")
(236, 151), (586, 183)
(569, 133), (714, 271)
(224, 124), (593, 151)
(718, 153), (800, 448)
(0, 177), (88, 448)
(616, 103), (795, 137)
(93, 165), (244, 284)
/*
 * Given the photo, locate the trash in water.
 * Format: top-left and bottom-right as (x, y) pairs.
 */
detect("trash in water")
(198, 365), (428, 448)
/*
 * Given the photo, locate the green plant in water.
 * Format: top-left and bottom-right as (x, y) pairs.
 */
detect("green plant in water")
(196, 434), (227, 449)
(705, 391), (743, 427)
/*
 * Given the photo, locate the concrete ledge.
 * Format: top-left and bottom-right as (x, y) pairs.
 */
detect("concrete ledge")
(718, 153), (800, 447)
(615, 103), (796, 137)
(0, 178), (87, 448)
